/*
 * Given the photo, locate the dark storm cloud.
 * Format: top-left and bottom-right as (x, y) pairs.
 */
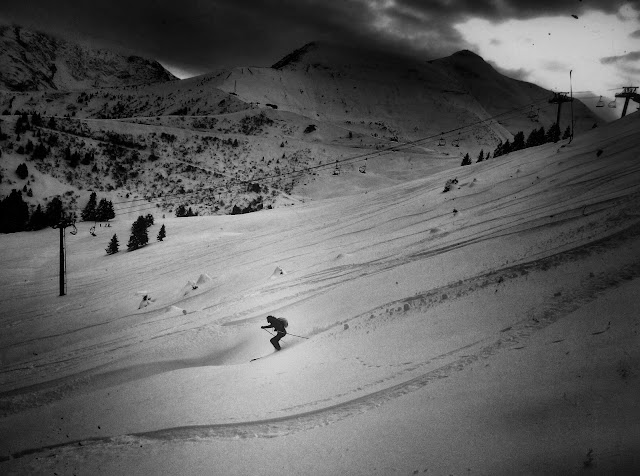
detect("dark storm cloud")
(0, 0), (638, 75)
(619, 64), (640, 74)
(600, 51), (640, 64)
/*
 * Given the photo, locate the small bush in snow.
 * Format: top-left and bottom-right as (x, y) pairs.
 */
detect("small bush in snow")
(16, 163), (28, 180)
(443, 178), (458, 193)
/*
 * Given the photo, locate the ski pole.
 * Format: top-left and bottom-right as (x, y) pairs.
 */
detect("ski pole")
(262, 328), (308, 339)
(286, 332), (309, 339)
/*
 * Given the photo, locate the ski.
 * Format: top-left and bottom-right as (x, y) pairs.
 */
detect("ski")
(250, 350), (281, 362)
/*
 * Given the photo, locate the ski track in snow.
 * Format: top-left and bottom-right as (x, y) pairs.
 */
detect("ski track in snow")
(3, 218), (640, 462)
(1, 178), (638, 401)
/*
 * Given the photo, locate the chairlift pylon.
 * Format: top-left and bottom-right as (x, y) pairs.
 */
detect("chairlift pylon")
(596, 96), (604, 107)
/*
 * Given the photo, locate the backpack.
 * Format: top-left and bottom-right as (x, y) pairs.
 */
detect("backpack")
(278, 317), (289, 328)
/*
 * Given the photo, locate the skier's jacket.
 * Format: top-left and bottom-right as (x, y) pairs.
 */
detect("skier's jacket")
(264, 315), (288, 334)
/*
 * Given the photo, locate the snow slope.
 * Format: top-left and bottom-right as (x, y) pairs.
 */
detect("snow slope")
(217, 42), (601, 146)
(0, 113), (639, 474)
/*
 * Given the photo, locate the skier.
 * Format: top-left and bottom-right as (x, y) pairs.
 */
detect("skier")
(261, 315), (288, 351)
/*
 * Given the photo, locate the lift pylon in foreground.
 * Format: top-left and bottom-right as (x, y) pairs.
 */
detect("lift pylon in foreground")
(615, 86), (640, 118)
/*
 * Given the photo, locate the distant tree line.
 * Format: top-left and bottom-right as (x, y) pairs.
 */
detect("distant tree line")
(460, 123), (571, 167)
(0, 191), (68, 233)
(81, 192), (115, 222)
(175, 204), (198, 217)
(106, 215), (166, 255)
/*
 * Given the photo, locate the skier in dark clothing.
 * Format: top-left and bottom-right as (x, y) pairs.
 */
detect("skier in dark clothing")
(261, 315), (287, 350)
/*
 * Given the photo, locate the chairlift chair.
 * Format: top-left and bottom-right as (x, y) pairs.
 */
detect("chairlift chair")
(596, 96), (604, 108)
(452, 133), (460, 147)
(359, 159), (367, 173)
(333, 160), (340, 176)
(608, 99), (617, 108)
(438, 134), (446, 147)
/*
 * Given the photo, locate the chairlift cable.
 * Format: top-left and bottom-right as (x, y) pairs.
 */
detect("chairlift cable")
(95, 94), (559, 216)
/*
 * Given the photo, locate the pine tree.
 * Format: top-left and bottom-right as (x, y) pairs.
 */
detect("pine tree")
(461, 153), (472, 166)
(28, 204), (48, 230)
(546, 123), (561, 143)
(144, 213), (154, 227)
(45, 197), (64, 227)
(16, 163), (28, 180)
(562, 125), (571, 140)
(175, 204), (187, 217)
(0, 190), (30, 233)
(512, 131), (525, 151)
(96, 198), (115, 221)
(82, 192), (98, 221)
(476, 149), (484, 163)
(14, 112), (29, 135)
(127, 216), (149, 251)
(106, 234), (119, 255)
(502, 139), (512, 155)
(493, 140), (503, 158)
(157, 224), (166, 241)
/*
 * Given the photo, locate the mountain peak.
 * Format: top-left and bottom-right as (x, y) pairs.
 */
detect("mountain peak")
(451, 49), (484, 60)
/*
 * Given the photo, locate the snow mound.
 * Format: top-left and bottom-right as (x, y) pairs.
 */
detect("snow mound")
(270, 266), (286, 279)
(166, 305), (187, 316)
(180, 280), (199, 297)
(196, 273), (213, 285)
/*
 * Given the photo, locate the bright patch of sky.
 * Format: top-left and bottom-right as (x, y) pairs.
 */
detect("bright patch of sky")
(455, 4), (640, 102)
(160, 62), (193, 80)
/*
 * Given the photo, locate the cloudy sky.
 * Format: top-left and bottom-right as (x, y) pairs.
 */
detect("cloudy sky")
(1, 1), (639, 105)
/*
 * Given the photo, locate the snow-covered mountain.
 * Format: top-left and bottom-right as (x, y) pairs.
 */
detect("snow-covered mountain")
(0, 39), (606, 220)
(0, 24), (176, 91)
(0, 109), (638, 475)
(0, 30), (638, 474)
(215, 41), (601, 143)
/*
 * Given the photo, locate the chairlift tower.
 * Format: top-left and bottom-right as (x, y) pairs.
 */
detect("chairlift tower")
(51, 215), (77, 296)
(548, 92), (573, 130)
(615, 86), (640, 118)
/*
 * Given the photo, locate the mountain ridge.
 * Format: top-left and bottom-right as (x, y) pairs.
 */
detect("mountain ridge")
(0, 24), (177, 91)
